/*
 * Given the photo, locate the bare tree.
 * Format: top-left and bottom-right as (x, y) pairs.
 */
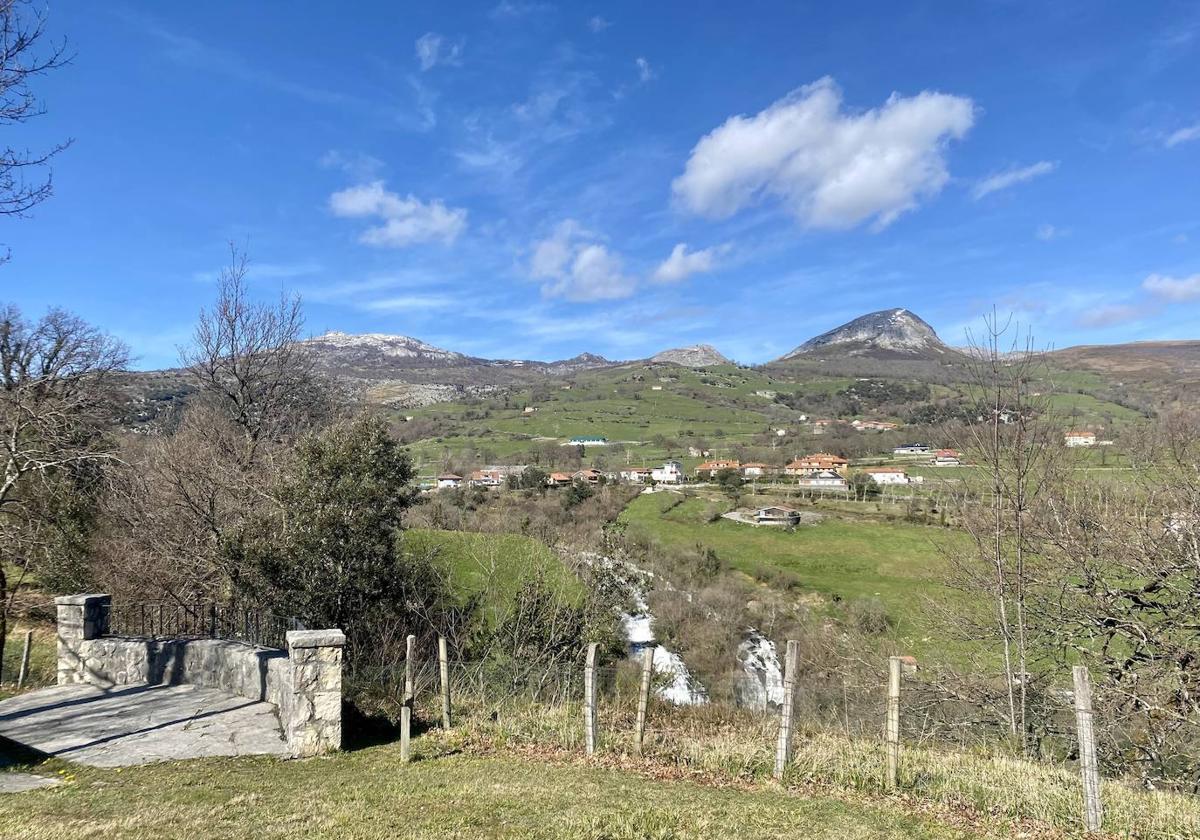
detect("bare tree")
(1032, 413), (1200, 789)
(0, 0), (72, 253)
(0, 305), (126, 679)
(180, 245), (320, 459)
(108, 249), (329, 604)
(942, 311), (1061, 753)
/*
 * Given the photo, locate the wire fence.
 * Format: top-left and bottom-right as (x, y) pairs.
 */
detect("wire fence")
(101, 601), (303, 650)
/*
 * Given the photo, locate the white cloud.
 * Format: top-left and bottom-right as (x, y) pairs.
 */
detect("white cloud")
(490, 1), (550, 19)
(319, 149), (384, 180)
(529, 220), (636, 302)
(652, 243), (727, 283)
(1143, 272), (1200, 301)
(635, 57), (655, 83)
(588, 16), (610, 32)
(1076, 303), (1146, 328)
(361, 294), (456, 312)
(971, 160), (1057, 200)
(672, 77), (974, 230)
(415, 32), (463, 71)
(1035, 223), (1068, 241)
(1165, 123), (1200, 148)
(329, 181), (466, 248)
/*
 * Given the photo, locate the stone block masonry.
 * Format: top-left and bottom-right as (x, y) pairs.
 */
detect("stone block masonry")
(54, 594), (344, 758)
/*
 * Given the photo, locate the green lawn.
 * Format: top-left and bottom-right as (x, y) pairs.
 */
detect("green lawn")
(0, 746), (1016, 840)
(404, 529), (583, 627)
(619, 492), (973, 662)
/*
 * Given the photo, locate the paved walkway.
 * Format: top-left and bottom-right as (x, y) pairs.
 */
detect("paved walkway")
(0, 683), (288, 768)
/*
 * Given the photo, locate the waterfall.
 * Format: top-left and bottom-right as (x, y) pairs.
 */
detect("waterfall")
(735, 629), (785, 710)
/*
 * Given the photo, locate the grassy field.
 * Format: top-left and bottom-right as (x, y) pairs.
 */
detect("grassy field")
(404, 529), (583, 627)
(0, 624), (55, 700)
(619, 491), (973, 662)
(0, 739), (1080, 839)
(0, 750), (981, 840)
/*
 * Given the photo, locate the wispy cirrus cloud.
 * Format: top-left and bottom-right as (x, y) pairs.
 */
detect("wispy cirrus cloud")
(672, 77), (975, 230)
(415, 32), (464, 71)
(1164, 123), (1200, 148)
(329, 182), (467, 247)
(971, 160), (1057, 200)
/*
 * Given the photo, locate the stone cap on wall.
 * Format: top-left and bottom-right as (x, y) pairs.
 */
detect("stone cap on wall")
(54, 593), (111, 606)
(286, 629), (346, 649)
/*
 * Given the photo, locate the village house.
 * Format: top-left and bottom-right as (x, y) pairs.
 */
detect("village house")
(572, 468), (603, 485)
(893, 443), (932, 455)
(740, 462), (773, 477)
(861, 467), (922, 485)
(810, 418), (836, 433)
(852, 419), (900, 432)
(933, 449), (961, 467)
(619, 466), (654, 484)
(687, 446), (712, 458)
(1064, 429), (1097, 447)
(522, 406), (537, 414)
(795, 470), (848, 490)
(546, 471), (574, 487)
(651, 460), (684, 484)
(468, 469), (502, 487)
(694, 459), (740, 478)
(436, 474), (463, 489)
(469, 465), (528, 487)
(567, 435), (608, 447)
(785, 453), (850, 476)
(754, 505), (801, 525)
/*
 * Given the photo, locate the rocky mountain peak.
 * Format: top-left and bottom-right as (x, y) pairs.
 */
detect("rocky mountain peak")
(778, 309), (947, 360)
(650, 344), (733, 367)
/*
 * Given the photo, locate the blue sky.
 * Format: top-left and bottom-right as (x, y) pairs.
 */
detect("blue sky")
(2, 1), (1199, 369)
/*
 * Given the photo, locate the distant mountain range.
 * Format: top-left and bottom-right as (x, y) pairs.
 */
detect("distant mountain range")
(118, 309), (1200, 416)
(300, 308), (950, 378)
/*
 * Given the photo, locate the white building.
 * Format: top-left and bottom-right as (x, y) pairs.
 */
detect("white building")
(862, 467), (911, 485)
(651, 460), (684, 484)
(795, 470), (847, 490)
(894, 444), (931, 455)
(436, 474), (463, 489)
(1064, 430), (1097, 447)
(933, 449), (961, 467)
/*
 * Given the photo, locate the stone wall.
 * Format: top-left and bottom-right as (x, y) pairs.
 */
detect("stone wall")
(54, 594), (344, 758)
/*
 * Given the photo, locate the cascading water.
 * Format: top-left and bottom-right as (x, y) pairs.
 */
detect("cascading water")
(735, 629), (786, 710)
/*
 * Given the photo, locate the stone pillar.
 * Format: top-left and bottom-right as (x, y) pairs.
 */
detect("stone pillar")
(55, 594), (111, 685)
(285, 629), (345, 757)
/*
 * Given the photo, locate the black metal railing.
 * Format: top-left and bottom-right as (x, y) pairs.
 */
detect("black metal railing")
(100, 601), (304, 650)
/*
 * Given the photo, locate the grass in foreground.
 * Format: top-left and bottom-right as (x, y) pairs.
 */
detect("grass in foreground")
(0, 739), (1028, 840)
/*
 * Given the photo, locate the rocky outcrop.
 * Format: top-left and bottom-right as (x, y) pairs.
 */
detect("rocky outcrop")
(650, 344), (732, 367)
(778, 308), (949, 360)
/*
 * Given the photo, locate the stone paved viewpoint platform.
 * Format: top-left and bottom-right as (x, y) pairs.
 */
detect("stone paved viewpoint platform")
(0, 683), (289, 767)
(0, 593), (345, 781)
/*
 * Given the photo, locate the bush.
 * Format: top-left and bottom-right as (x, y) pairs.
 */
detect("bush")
(845, 597), (891, 635)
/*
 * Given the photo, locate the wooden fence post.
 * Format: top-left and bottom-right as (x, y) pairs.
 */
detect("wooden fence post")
(438, 636), (452, 730)
(634, 646), (653, 755)
(885, 655), (902, 790)
(15, 630), (33, 689)
(583, 642), (598, 756)
(1073, 665), (1103, 834)
(400, 634), (416, 762)
(773, 639), (799, 779)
